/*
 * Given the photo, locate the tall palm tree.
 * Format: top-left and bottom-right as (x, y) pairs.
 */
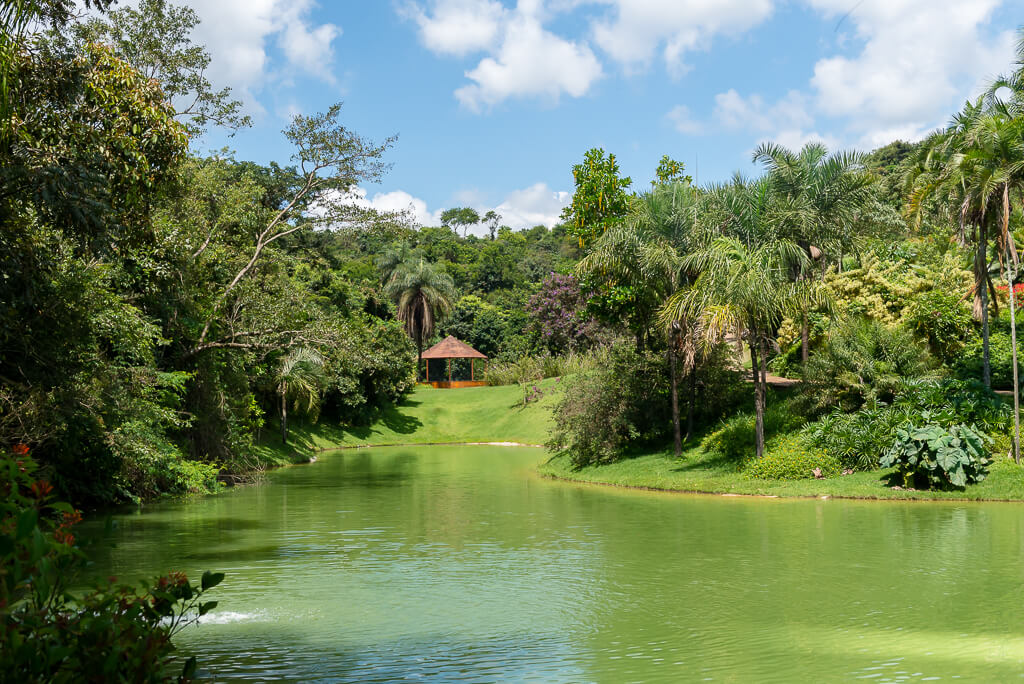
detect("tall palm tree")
(385, 259), (456, 380)
(578, 181), (699, 456)
(276, 347), (325, 444)
(663, 178), (807, 459)
(753, 142), (874, 363)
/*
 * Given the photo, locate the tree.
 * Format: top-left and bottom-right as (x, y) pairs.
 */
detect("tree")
(188, 104), (397, 358)
(483, 209), (501, 240)
(653, 155), (693, 186)
(276, 348), (325, 444)
(561, 147), (632, 248)
(753, 142), (874, 364)
(70, 0), (250, 136)
(440, 207), (480, 237)
(663, 179), (807, 459)
(385, 259), (456, 380)
(579, 181), (699, 455)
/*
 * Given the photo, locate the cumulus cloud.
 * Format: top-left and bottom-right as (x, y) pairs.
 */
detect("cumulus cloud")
(346, 187), (442, 229)
(407, 0), (602, 109)
(592, 0), (774, 76)
(666, 105), (701, 135)
(166, 0), (341, 109)
(806, 0), (1014, 145)
(494, 183), (571, 231)
(346, 182), (569, 233)
(455, 9), (603, 110)
(402, 0), (505, 56)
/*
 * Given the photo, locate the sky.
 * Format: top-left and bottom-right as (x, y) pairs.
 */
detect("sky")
(172, 0), (1020, 234)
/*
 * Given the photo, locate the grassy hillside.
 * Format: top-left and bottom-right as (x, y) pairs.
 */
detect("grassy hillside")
(253, 378), (561, 465)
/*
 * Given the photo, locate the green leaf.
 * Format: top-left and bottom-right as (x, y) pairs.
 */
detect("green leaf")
(16, 509), (37, 540)
(198, 600), (218, 616)
(201, 570), (224, 591)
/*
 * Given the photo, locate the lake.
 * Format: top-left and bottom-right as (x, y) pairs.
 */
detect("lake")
(80, 445), (1024, 681)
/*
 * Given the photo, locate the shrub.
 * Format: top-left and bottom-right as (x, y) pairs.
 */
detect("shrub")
(1, 445), (223, 681)
(702, 400), (807, 462)
(743, 436), (842, 480)
(801, 317), (936, 413)
(547, 343), (670, 467)
(880, 423), (992, 489)
(905, 289), (975, 364)
(800, 379), (1010, 471)
(953, 328), (1017, 390)
(800, 407), (910, 471)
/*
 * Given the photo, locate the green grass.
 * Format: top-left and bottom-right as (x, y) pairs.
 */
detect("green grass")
(251, 378), (560, 464)
(537, 440), (1024, 502)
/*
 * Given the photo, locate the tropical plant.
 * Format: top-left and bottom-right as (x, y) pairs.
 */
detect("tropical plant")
(276, 347), (325, 444)
(801, 317), (936, 413)
(384, 259), (457, 380)
(663, 178), (808, 458)
(753, 142), (875, 363)
(579, 180), (700, 454)
(881, 423), (992, 489)
(1, 445), (223, 681)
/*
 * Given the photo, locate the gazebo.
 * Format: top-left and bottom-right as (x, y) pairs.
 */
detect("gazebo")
(421, 336), (488, 388)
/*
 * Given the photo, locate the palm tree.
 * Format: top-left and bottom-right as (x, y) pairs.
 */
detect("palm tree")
(385, 259), (456, 380)
(753, 142), (874, 363)
(276, 347), (325, 444)
(578, 181), (699, 456)
(663, 178), (807, 459)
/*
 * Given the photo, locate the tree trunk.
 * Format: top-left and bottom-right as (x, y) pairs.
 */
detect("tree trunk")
(749, 325), (765, 460)
(685, 365), (696, 443)
(976, 223), (991, 388)
(801, 310), (809, 365)
(1004, 185), (1021, 463)
(280, 384), (288, 445)
(668, 333), (682, 458)
(416, 329), (423, 382)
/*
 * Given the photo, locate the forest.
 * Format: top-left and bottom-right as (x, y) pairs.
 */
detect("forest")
(4, 1), (1024, 679)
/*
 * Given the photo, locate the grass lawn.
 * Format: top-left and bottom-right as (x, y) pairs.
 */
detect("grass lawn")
(538, 441), (1024, 502)
(251, 377), (561, 467)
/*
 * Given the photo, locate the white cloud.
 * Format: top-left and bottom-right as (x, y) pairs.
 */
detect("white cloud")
(666, 105), (701, 135)
(402, 0), (505, 56)
(455, 7), (603, 110)
(806, 0), (1014, 145)
(494, 183), (571, 231)
(713, 89), (813, 132)
(172, 0), (341, 110)
(347, 182), (569, 233)
(592, 0), (774, 76)
(347, 187), (443, 228)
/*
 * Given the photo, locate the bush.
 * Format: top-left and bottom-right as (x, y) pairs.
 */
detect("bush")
(953, 328), (1018, 390)
(801, 317), (936, 413)
(880, 423), (992, 489)
(905, 289), (975, 364)
(547, 343), (670, 467)
(743, 436), (842, 480)
(800, 379), (1010, 471)
(1, 445), (223, 681)
(702, 399), (807, 462)
(484, 350), (601, 386)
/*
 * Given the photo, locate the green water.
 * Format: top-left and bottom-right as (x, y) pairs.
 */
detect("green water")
(80, 445), (1024, 682)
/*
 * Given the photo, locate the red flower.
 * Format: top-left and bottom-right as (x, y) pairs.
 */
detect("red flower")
(11, 444), (29, 456)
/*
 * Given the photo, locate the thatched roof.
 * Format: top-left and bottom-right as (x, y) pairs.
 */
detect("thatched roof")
(421, 336), (487, 359)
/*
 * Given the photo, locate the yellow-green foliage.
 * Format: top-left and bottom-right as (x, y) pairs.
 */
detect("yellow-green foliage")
(744, 436), (842, 480)
(778, 251), (972, 347)
(826, 252), (972, 326)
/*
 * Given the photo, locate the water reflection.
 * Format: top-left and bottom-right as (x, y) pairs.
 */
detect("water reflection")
(80, 446), (1024, 681)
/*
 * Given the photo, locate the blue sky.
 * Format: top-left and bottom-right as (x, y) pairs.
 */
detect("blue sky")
(183, 0), (1019, 232)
